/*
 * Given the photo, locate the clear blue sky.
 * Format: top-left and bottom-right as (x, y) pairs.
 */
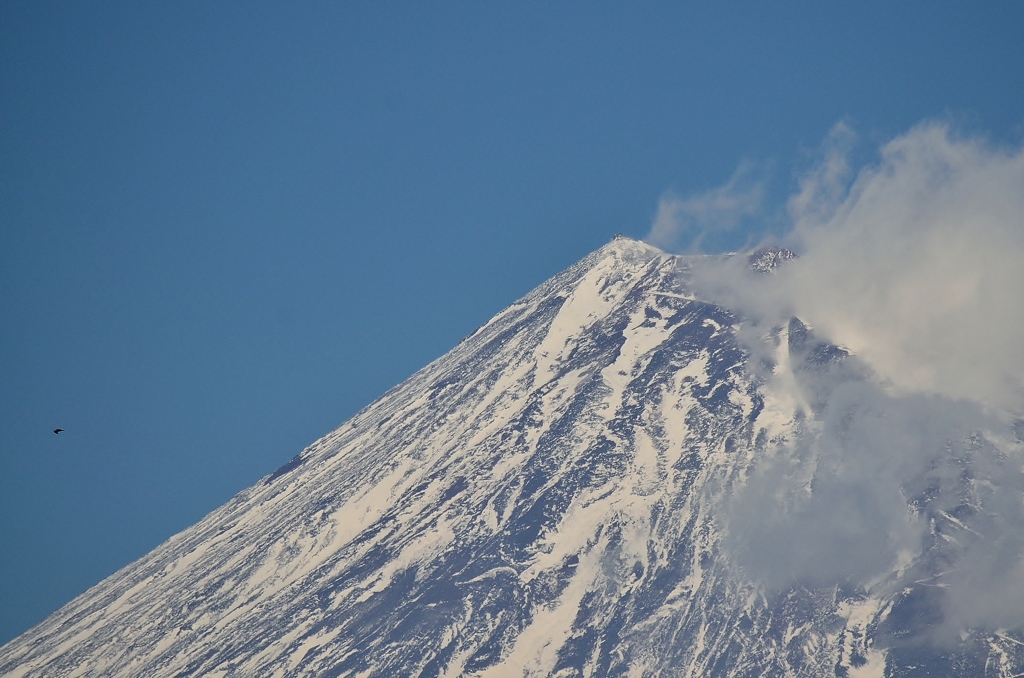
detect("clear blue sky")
(2, 2), (1022, 644)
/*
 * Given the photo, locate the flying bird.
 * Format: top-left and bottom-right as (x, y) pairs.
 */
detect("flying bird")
(53, 428), (63, 435)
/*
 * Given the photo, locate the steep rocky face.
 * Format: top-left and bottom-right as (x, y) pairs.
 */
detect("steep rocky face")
(2, 237), (1022, 677)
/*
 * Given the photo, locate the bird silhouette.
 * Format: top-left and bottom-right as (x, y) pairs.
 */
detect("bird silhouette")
(53, 428), (64, 435)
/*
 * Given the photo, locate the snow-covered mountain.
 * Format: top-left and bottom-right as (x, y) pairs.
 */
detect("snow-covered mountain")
(2, 237), (1022, 677)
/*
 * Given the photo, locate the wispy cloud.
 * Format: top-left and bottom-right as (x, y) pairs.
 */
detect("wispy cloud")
(688, 122), (1024, 638)
(785, 122), (1024, 411)
(645, 161), (764, 252)
(786, 120), (857, 226)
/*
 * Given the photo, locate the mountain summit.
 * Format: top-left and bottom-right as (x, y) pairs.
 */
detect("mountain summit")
(2, 237), (1022, 677)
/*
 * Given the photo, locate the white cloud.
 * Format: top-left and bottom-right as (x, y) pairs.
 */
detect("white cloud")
(683, 121), (1024, 637)
(781, 122), (1024, 412)
(786, 120), (857, 226)
(645, 161), (764, 252)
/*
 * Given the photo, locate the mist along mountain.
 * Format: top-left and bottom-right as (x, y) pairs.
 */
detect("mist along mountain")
(2, 237), (1022, 677)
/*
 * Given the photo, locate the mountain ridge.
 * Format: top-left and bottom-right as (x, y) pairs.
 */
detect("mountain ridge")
(2, 236), (1021, 677)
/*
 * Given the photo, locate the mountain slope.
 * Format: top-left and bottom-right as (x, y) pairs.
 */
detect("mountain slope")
(2, 237), (1022, 677)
